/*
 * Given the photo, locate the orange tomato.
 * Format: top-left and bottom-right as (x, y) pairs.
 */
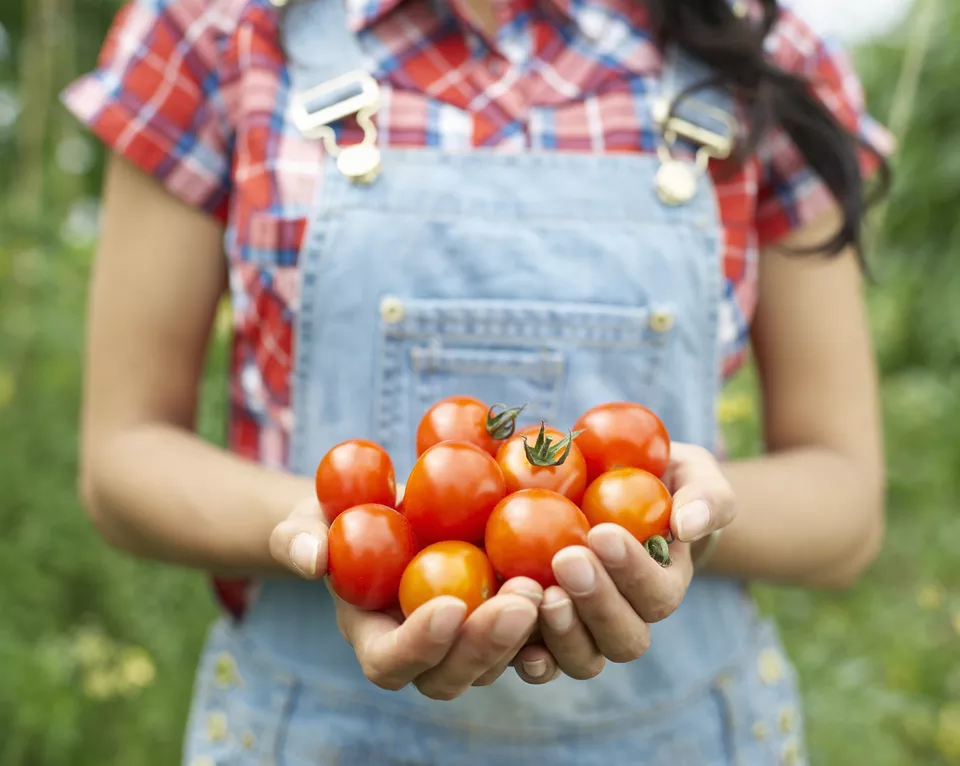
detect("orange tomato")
(581, 467), (673, 555)
(496, 423), (588, 505)
(398, 541), (498, 618)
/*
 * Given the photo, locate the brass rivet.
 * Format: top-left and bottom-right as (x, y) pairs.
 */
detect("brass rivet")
(758, 649), (783, 685)
(379, 296), (405, 324)
(241, 731), (256, 750)
(648, 310), (675, 333)
(778, 706), (795, 733)
(752, 721), (767, 741)
(206, 711), (228, 742)
(213, 653), (238, 687)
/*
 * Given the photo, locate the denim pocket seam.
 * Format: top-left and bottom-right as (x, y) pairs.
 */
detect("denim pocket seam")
(381, 298), (678, 351)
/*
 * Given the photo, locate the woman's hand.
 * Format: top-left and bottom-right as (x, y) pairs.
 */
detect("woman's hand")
(513, 443), (736, 682)
(270, 497), (543, 700)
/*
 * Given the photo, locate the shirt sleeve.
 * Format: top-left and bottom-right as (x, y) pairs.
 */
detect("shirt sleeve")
(61, 0), (233, 221)
(754, 10), (895, 247)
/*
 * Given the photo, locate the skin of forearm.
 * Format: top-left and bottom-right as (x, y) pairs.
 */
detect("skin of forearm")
(701, 448), (885, 589)
(82, 423), (312, 574)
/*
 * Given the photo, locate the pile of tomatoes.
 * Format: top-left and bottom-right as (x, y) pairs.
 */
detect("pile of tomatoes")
(317, 396), (674, 618)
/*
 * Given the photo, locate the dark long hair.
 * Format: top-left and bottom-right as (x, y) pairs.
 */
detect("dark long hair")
(646, 0), (889, 257)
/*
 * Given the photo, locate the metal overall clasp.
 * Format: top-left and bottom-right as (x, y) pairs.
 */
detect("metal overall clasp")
(652, 95), (738, 206)
(290, 69), (383, 185)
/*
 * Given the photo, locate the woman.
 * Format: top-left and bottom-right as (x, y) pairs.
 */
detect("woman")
(65, 0), (891, 762)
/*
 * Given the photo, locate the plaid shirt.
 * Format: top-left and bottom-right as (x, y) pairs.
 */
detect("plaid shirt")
(65, 0), (889, 614)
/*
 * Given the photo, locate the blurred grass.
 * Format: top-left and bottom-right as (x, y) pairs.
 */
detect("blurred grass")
(1, 0), (959, 764)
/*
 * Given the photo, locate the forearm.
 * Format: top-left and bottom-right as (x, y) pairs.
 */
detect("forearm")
(82, 423), (313, 574)
(701, 448), (884, 588)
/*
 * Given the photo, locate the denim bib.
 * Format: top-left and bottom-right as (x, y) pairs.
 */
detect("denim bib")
(181, 2), (809, 763)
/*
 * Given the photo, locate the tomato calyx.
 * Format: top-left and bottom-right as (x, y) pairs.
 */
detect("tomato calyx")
(643, 535), (672, 567)
(521, 422), (585, 467)
(485, 403), (527, 441)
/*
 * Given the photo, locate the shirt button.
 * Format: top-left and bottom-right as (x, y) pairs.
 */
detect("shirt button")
(648, 309), (675, 333)
(751, 721), (767, 741)
(380, 296), (406, 324)
(241, 731), (257, 750)
(268, 0), (288, 6)
(190, 758), (216, 766)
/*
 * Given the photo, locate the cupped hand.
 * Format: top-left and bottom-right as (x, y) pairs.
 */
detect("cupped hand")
(270, 496), (543, 700)
(513, 442), (737, 682)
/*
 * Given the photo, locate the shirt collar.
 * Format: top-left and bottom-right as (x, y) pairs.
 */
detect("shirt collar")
(345, 0), (656, 68)
(345, 0), (584, 34)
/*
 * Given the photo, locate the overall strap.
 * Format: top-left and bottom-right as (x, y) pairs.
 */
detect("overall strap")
(282, 0), (369, 94)
(660, 45), (737, 134)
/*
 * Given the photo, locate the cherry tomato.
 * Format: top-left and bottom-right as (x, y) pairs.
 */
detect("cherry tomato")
(416, 396), (525, 458)
(581, 466), (673, 544)
(484, 489), (590, 588)
(327, 503), (418, 611)
(404, 441), (506, 545)
(496, 423), (588, 505)
(399, 541), (497, 619)
(315, 439), (396, 523)
(573, 402), (670, 482)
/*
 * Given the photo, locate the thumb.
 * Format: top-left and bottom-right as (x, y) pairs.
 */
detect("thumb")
(666, 445), (736, 543)
(269, 496), (329, 579)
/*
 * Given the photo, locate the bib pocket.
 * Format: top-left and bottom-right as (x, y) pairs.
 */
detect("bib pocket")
(374, 296), (676, 476)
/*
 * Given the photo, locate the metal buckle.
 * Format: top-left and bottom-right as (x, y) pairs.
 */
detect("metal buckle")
(652, 95), (737, 161)
(652, 95), (739, 205)
(291, 70), (381, 138)
(290, 70), (382, 185)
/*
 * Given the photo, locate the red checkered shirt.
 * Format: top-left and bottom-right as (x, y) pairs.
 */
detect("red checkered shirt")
(64, 0), (890, 616)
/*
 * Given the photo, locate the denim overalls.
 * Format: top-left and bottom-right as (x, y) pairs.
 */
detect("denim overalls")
(182, 1), (809, 763)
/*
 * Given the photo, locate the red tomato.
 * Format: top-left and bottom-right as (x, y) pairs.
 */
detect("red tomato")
(573, 402), (670, 482)
(404, 441), (506, 545)
(496, 423), (588, 505)
(416, 396), (525, 457)
(315, 439), (396, 523)
(399, 541), (497, 618)
(484, 489), (590, 588)
(327, 504), (418, 611)
(581, 467), (673, 564)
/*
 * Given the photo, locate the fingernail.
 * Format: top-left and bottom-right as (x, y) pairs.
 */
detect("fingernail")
(541, 599), (575, 633)
(590, 526), (626, 565)
(676, 499), (711, 541)
(553, 550), (596, 595)
(429, 602), (467, 642)
(492, 606), (533, 645)
(522, 659), (547, 679)
(290, 533), (320, 576)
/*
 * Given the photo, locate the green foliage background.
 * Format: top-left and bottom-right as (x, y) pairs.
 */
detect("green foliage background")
(0, 0), (958, 764)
